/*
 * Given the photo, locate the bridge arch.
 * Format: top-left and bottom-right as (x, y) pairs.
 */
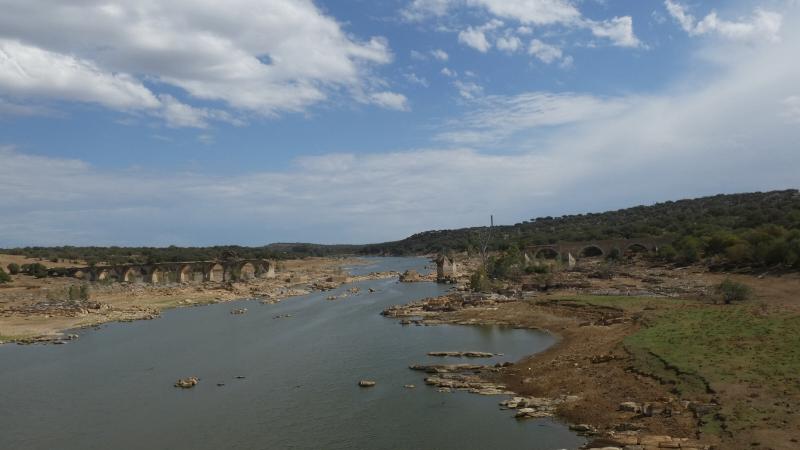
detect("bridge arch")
(96, 269), (117, 282)
(150, 268), (166, 284)
(534, 248), (559, 260)
(579, 245), (604, 258)
(179, 265), (193, 283)
(239, 262), (256, 281)
(626, 243), (650, 254)
(123, 267), (145, 283)
(208, 263), (224, 282)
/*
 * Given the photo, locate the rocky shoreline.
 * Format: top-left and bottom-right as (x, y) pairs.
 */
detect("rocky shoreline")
(383, 290), (714, 450)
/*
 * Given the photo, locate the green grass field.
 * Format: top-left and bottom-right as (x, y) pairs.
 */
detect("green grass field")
(625, 305), (800, 436)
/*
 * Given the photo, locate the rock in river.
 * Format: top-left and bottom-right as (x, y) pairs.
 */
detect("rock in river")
(358, 380), (376, 387)
(175, 376), (199, 388)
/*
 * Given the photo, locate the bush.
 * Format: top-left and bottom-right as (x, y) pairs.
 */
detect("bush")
(21, 263), (48, 278)
(0, 268), (10, 284)
(715, 278), (752, 304)
(469, 268), (493, 293)
(606, 248), (621, 261)
(657, 244), (677, 262)
(6, 263), (20, 275)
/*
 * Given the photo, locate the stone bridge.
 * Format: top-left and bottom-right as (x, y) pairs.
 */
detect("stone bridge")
(526, 237), (673, 261)
(48, 259), (276, 284)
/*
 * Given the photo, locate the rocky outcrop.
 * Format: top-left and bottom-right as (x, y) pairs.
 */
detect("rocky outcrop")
(500, 395), (580, 419)
(174, 376), (199, 388)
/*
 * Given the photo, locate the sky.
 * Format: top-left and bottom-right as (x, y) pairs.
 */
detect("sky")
(0, 0), (798, 247)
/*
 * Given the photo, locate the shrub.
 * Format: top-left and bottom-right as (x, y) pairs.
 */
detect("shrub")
(0, 268), (10, 284)
(657, 244), (677, 262)
(469, 268), (493, 293)
(6, 263), (20, 275)
(21, 263), (48, 278)
(606, 248), (621, 261)
(715, 278), (752, 304)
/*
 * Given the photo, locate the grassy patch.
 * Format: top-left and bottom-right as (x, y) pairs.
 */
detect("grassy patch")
(625, 305), (800, 435)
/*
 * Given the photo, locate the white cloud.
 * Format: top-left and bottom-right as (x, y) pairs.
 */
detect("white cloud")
(441, 67), (457, 77)
(458, 19), (504, 52)
(0, 0), (399, 124)
(404, 72), (430, 87)
(665, 1), (783, 42)
(437, 91), (633, 144)
(466, 0), (581, 26)
(528, 39), (564, 64)
(496, 35), (523, 53)
(368, 92), (410, 111)
(586, 16), (641, 48)
(405, 0), (641, 50)
(0, 39), (160, 111)
(454, 80), (484, 99)
(401, 0), (454, 21)
(431, 49), (449, 61)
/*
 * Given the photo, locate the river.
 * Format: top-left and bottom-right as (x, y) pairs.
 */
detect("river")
(0, 257), (584, 449)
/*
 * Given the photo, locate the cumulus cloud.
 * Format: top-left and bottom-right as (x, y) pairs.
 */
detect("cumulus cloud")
(0, 0), (400, 125)
(0, 39), (159, 111)
(496, 35), (523, 53)
(586, 16), (641, 48)
(458, 22), (499, 52)
(665, 1), (783, 42)
(528, 39), (564, 64)
(431, 49), (449, 61)
(406, 0), (641, 52)
(454, 80), (484, 99)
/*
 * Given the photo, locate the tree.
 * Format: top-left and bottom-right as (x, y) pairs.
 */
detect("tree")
(6, 263), (20, 275)
(0, 268), (10, 284)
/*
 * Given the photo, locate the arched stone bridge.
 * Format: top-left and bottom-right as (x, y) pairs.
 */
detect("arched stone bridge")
(48, 259), (276, 284)
(527, 237), (673, 261)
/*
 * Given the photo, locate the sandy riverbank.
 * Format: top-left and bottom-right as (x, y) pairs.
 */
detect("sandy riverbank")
(0, 256), (395, 343)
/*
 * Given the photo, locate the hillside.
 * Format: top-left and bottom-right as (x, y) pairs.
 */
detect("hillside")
(2, 190), (799, 270)
(362, 189), (800, 268)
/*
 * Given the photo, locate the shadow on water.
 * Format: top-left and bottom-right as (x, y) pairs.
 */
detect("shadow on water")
(0, 257), (585, 450)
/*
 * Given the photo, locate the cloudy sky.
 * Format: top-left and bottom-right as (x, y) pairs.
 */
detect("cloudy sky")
(1, 0), (798, 246)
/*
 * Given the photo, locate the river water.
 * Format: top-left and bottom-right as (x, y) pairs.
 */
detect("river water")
(0, 257), (584, 450)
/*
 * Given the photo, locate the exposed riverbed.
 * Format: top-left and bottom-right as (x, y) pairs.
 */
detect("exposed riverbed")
(0, 257), (584, 450)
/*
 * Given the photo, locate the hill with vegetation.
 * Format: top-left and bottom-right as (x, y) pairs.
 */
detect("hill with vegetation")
(362, 189), (800, 269)
(3, 189), (799, 270)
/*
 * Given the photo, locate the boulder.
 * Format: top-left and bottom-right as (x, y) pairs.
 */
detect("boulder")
(175, 376), (199, 388)
(358, 380), (376, 387)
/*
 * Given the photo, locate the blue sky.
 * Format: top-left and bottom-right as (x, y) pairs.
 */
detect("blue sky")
(0, 0), (798, 246)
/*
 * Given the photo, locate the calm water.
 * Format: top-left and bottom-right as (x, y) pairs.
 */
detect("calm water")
(0, 257), (584, 450)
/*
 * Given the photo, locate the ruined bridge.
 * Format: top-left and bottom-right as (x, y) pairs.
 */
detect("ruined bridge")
(527, 237), (673, 260)
(48, 259), (276, 284)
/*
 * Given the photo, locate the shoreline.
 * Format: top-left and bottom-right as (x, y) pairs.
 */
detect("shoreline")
(383, 290), (713, 450)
